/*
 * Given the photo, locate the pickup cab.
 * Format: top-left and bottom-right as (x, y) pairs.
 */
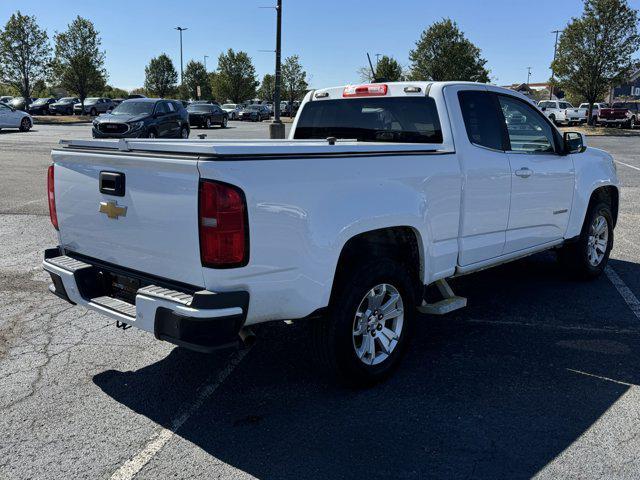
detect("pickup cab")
(43, 81), (619, 385)
(538, 99), (581, 125)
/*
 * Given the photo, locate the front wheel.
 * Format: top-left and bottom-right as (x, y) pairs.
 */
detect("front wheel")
(19, 117), (31, 132)
(204, 118), (211, 129)
(180, 126), (189, 139)
(628, 117), (636, 129)
(312, 259), (416, 386)
(220, 117), (228, 128)
(558, 200), (613, 279)
(90, 108), (97, 116)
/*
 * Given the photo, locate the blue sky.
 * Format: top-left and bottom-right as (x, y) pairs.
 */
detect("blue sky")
(2, 0), (639, 91)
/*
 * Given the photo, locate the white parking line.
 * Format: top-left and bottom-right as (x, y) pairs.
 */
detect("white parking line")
(110, 346), (251, 480)
(614, 160), (640, 172)
(605, 265), (640, 321)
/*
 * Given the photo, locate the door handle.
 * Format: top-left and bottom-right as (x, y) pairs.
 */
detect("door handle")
(515, 167), (533, 178)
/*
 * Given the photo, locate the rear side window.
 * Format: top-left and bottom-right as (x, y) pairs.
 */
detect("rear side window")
(294, 97), (443, 144)
(458, 91), (504, 150)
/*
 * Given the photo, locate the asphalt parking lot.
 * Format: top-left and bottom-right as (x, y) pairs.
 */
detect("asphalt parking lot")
(1, 124), (640, 479)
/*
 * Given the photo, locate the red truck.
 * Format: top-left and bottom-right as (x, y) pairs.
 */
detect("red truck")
(599, 101), (639, 129)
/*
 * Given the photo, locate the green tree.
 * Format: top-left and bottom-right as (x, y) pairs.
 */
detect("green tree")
(101, 84), (129, 99)
(52, 16), (107, 112)
(212, 49), (258, 103)
(281, 55), (308, 114)
(552, 0), (640, 124)
(144, 53), (178, 98)
(181, 60), (211, 100)
(359, 55), (404, 82)
(409, 18), (489, 83)
(257, 73), (281, 102)
(0, 11), (51, 109)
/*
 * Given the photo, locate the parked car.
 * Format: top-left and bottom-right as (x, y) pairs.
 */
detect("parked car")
(190, 100), (220, 106)
(127, 94), (147, 99)
(44, 81), (618, 385)
(187, 103), (228, 129)
(74, 98), (115, 116)
(576, 102), (609, 124)
(28, 97), (58, 115)
(0, 102), (32, 132)
(8, 97), (36, 111)
(221, 103), (242, 120)
(238, 104), (270, 121)
(599, 102), (639, 129)
(49, 97), (79, 115)
(91, 98), (190, 139)
(0, 96), (13, 105)
(537, 100), (580, 125)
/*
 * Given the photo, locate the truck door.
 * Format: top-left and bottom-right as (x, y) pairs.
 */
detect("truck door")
(445, 85), (512, 266)
(496, 94), (575, 253)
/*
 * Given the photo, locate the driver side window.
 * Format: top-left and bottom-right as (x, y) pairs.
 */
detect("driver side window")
(498, 96), (556, 154)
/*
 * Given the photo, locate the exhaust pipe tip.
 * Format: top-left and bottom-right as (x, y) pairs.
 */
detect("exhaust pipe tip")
(238, 327), (257, 348)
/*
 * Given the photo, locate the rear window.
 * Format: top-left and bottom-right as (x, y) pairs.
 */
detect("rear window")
(294, 97), (443, 144)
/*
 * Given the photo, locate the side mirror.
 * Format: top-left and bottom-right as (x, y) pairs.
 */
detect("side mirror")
(564, 131), (587, 154)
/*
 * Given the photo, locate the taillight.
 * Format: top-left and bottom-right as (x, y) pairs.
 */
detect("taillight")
(343, 84), (388, 97)
(199, 180), (248, 268)
(47, 165), (58, 230)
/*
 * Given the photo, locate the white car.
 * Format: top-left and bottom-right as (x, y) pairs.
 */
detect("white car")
(221, 103), (242, 120)
(43, 81), (618, 385)
(0, 102), (32, 132)
(538, 99), (581, 125)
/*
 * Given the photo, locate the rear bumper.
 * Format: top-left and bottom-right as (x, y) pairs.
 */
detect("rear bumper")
(42, 247), (249, 353)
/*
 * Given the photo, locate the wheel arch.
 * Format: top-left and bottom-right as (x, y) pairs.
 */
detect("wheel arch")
(329, 226), (425, 309)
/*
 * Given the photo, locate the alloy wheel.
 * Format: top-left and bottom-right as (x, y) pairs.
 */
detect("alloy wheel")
(352, 284), (404, 366)
(587, 214), (609, 267)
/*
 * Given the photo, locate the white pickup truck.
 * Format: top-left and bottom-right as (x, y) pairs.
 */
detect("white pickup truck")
(44, 81), (619, 385)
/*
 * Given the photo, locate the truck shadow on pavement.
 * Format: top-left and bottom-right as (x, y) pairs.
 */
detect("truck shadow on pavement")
(94, 253), (640, 479)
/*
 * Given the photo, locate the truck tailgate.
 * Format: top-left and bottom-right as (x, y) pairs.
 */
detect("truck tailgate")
(52, 149), (205, 287)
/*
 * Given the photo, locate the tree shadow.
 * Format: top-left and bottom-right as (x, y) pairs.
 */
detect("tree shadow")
(94, 253), (640, 479)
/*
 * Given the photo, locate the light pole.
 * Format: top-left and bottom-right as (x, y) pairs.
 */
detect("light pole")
(527, 66), (532, 85)
(204, 55), (209, 71)
(269, 0), (285, 139)
(175, 26), (188, 84)
(550, 29), (562, 100)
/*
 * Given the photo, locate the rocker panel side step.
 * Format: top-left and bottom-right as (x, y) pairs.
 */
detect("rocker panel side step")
(417, 279), (467, 315)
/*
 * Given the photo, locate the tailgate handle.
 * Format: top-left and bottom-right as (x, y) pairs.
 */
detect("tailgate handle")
(99, 171), (125, 197)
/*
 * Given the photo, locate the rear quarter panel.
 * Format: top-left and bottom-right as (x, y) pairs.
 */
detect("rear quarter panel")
(198, 153), (461, 324)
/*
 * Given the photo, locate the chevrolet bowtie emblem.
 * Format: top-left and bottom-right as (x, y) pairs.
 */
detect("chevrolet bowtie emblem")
(99, 200), (127, 219)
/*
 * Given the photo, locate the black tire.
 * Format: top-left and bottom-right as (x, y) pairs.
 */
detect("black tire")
(90, 108), (97, 116)
(147, 129), (157, 139)
(204, 117), (211, 129)
(312, 259), (416, 387)
(220, 116), (228, 128)
(180, 126), (189, 139)
(549, 114), (556, 125)
(558, 200), (613, 279)
(628, 116), (636, 129)
(18, 117), (31, 132)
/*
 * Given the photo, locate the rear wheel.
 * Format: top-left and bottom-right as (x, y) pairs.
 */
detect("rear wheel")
(180, 126), (189, 139)
(628, 116), (636, 129)
(558, 200), (613, 279)
(19, 117), (31, 132)
(312, 259), (416, 386)
(204, 117), (211, 129)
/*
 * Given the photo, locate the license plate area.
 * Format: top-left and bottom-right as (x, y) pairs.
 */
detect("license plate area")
(107, 272), (142, 305)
